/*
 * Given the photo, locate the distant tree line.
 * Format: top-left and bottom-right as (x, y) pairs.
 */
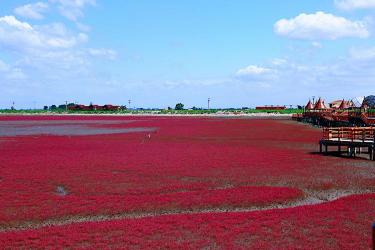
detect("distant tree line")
(44, 103), (126, 111)
(37, 102), (305, 112)
(44, 103), (75, 111)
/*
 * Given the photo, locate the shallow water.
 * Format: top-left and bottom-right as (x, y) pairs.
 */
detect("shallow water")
(0, 120), (156, 136)
(0, 120), (138, 125)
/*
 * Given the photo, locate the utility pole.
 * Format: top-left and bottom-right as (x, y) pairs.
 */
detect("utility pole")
(65, 101), (68, 112)
(128, 99), (131, 109)
(208, 98), (210, 110)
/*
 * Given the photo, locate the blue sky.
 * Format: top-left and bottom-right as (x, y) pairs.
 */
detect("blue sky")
(0, 0), (375, 109)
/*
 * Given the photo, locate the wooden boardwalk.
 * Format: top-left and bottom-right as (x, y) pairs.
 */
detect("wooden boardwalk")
(319, 127), (375, 160)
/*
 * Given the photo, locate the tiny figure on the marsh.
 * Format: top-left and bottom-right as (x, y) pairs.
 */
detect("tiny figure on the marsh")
(56, 186), (68, 196)
(141, 133), (152, 144)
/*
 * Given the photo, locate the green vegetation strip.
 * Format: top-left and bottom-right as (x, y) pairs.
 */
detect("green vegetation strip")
(0, 109), (303, 115)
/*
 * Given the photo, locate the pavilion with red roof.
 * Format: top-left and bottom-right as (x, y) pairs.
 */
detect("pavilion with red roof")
(314, 98), (327, 110)
(305, 100), (314, 110)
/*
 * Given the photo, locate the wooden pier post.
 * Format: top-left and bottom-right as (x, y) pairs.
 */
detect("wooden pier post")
(369, 146), (373, 161)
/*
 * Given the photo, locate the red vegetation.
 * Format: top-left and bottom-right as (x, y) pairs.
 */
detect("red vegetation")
(1, 194), (374, 249)
(0, 185), (302, 226)
(0, 115), (374, 248)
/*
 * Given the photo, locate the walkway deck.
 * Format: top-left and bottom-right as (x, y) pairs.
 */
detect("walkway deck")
(319, 127), (375, 160)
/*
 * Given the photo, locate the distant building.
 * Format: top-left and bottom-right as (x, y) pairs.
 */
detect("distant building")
(305, 100), (314, 110)
(103, 104), (121, 111)
(362, 95), (375, 109)
(329, 100), (353, 109)
(313, 98), (328, 110)
(68, 104), (123, 111)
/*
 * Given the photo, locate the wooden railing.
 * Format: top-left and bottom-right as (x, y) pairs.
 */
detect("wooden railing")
(323, 127), (375, 142)
(348, 109), (375, 117)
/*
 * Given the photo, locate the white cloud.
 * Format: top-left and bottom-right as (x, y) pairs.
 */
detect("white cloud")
(274, 11), (369, 40)
(0, 15), (33, 30)
(0, 16), (87, 52)
(233, 53), (375, 102)
(335, 0), (375, 10)
(6, 68), (27, 80)
(0, 59), (27, 80)
(0, 2), (118, 108)
(88, 48), (117, 60)
(76, 22), (91, 32)
(235, 65), (272, 76)
(350, 47), (375, 60)
(312, 41), (323, 48)
(0, 14), (116, 87)
(0, 59), (9, 71)
(163, 78), (231, 87)
(14, 2), (49, 20)
(271, 58), (287, 66)
(235, 65), (276, 86)
(50, 0), (96, 21)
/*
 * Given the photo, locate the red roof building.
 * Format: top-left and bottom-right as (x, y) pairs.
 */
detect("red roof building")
(305, 100), (314, 110)
(103, 105), (120, 111)
(68, 104), (123, 111)
(314, 98), (327, 110)
(329, 100), (352, 109)
(338, 100), (350, 109)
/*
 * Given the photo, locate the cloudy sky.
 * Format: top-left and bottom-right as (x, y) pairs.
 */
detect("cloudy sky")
(1, 0), (375, 109)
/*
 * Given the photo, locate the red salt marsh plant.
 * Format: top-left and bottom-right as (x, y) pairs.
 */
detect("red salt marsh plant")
(1, 193), (374, 249)
(0, 115), (374, 248)
(0, 186), (303, 227)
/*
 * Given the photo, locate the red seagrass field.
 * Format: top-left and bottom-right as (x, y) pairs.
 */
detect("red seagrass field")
(0, 115), (374, 249)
